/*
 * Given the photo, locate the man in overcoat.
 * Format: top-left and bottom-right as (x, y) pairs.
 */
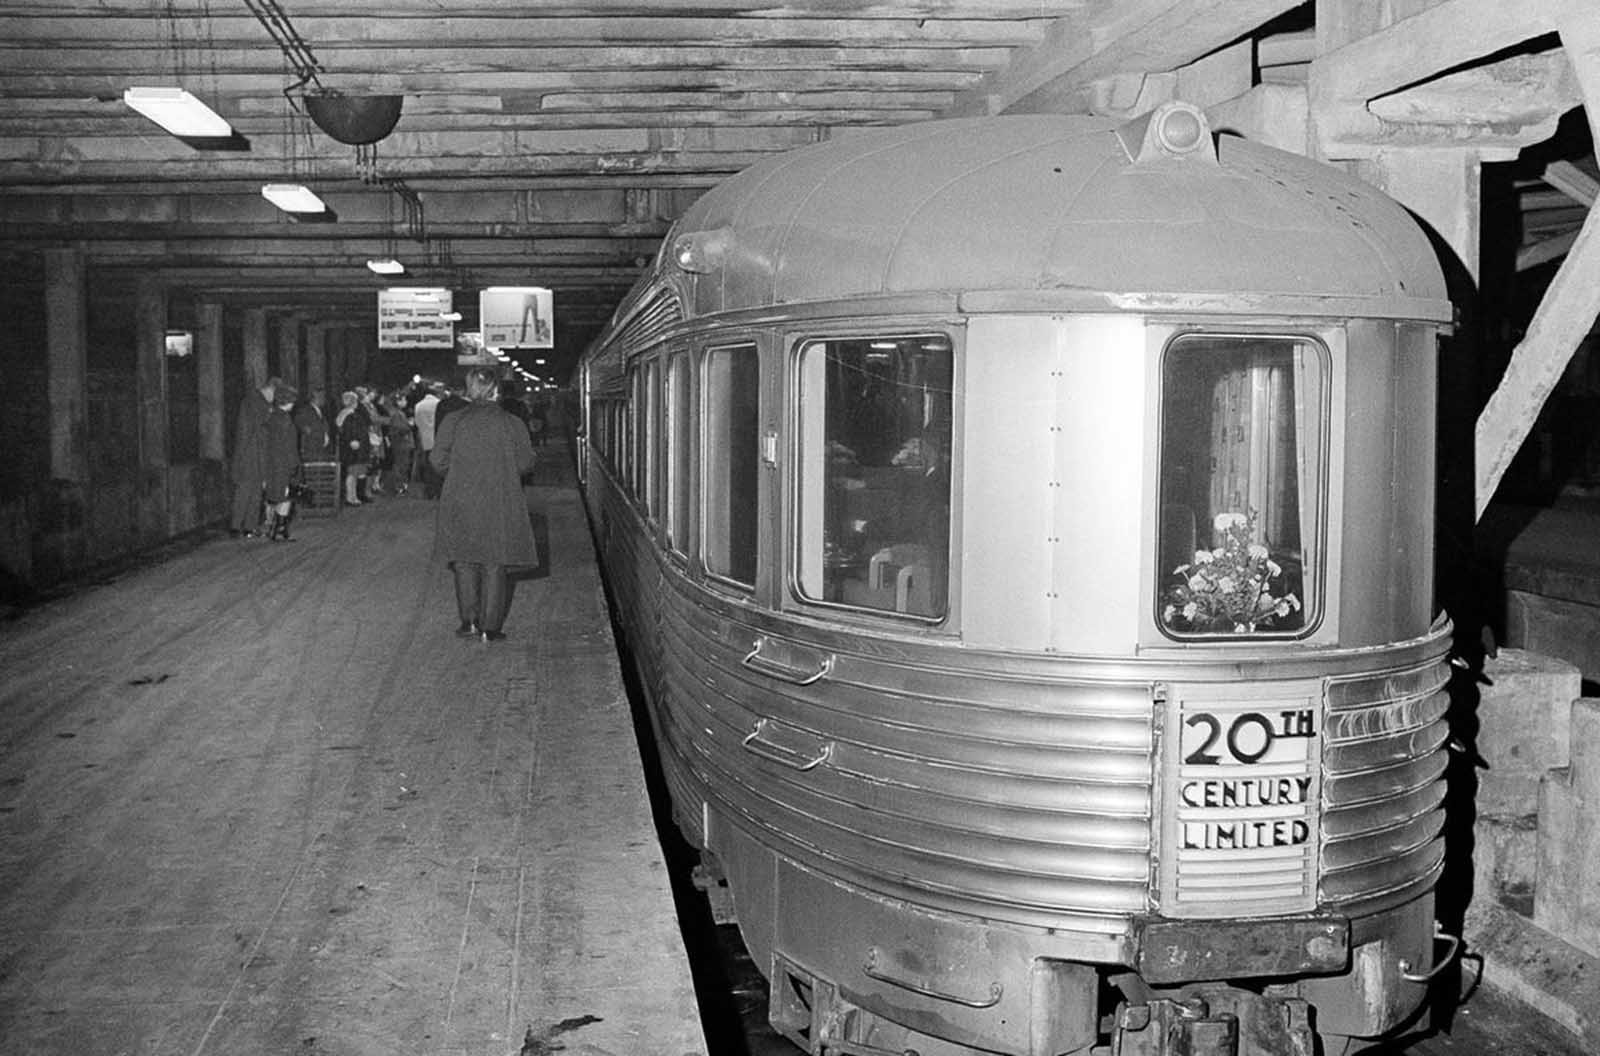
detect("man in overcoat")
(430, 367), (539, 642)
(228, 376), (279, 537)
(293, 388), (334, 462)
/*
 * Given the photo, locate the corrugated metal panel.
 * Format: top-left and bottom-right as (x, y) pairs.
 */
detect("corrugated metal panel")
(1320, 661), (1451, 906)
(609, 287), (685, 361)
(659, 590), (1157, 929)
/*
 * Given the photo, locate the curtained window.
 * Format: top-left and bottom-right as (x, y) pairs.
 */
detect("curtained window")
(1157, 334), (1326, 638)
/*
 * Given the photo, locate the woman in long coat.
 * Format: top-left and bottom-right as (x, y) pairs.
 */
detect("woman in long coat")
(228, 377), (278, 536)
(335, 391), (370, 505)
(430, 367), (538, 642)
(262, 386), (301, 540)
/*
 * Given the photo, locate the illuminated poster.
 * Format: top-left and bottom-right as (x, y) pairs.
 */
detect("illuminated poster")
(378, 287), (454, 350)
(480, 286), (553, 349)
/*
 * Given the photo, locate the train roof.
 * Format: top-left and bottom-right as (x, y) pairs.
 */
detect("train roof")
(647, 105), (1451, 326)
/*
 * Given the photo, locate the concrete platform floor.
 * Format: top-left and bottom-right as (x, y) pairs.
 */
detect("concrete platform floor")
(0, 448), (707, 1056)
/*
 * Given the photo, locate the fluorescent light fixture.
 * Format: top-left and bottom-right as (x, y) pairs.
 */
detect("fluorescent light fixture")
(124, 87), (233, 138)
(261, 183), (327, 214)
(366, 258), (405, 275)
(440, 311), (462, 322)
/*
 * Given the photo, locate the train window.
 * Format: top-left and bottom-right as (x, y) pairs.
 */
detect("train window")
(625, 366), (640, 496)
(646, 359), (663, 520)
(1157, 334), (1326, 639)
(703, 344), (759, 586)
(795, 334), (953, 619)
(666, 352), (691, 554)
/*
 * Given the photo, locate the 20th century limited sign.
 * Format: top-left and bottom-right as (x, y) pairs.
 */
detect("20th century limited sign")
(1166, 687), (1321, 913)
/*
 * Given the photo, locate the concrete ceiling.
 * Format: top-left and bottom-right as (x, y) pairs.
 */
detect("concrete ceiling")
(0, 0), (1590, 370)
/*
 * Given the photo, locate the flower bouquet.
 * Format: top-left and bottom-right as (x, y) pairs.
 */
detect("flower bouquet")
(1162, 511), (1302, 634)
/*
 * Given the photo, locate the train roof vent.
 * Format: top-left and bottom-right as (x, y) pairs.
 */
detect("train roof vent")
(610, 288), (684, 360)
(1114, 101), (1217, 165)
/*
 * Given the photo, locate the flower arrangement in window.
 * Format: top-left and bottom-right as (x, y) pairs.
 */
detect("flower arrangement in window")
(1162, 511), (1302, 634)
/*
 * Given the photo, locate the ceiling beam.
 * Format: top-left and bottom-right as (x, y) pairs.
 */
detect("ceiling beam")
(0, 0), (1084, 14)
(1544, 159), (1600, 205)
(1309, 0), (1569, 159)
(0, 66), (980, 96)
(0, 44), (1020, 77)
(945, 0), (1303, 116)
(0, 110), (945, 134)
(0, 14), (1051, 47)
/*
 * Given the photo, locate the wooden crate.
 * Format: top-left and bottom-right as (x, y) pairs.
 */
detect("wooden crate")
(298, 460), (341, 516)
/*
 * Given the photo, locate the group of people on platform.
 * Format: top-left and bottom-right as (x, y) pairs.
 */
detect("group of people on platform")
(228, 373), (550, 539)
(228, 369), (549, 644)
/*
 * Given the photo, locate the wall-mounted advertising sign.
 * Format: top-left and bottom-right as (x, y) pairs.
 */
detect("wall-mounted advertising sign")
(480, 286), (553, 349)
(378, 287), (454, 350)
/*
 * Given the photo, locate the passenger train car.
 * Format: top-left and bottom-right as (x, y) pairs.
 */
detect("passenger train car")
(578, 102), (1456, 1056)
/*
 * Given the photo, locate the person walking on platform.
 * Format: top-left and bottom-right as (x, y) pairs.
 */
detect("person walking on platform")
(228, 376), (279, 538)
(414, 383), (441, 498)
(262, 385), (301, 541)
(381, 391), (414, 496)
(335, 390), (370, 506)
(430, 367), (539, 643)
(357, 386), (387, 497)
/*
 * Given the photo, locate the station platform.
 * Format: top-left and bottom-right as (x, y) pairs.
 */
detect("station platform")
(0, 441), (709, 1056)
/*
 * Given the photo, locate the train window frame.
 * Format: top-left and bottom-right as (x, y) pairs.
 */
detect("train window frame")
(701, 341), (761, 590)
(624, 364), (640, 497)
(643, 357), (662, 523)
(665, 349), (693, 558)
(790, 331), (955, 623)
(649, 358), (662, 524)
(1154, 330), (1329, 642)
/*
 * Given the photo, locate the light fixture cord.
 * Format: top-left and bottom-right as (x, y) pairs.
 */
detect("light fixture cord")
(242, 0), (323, 95)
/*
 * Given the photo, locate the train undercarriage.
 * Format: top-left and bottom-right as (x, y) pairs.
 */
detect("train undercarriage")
(693, 842), (1447, 1056)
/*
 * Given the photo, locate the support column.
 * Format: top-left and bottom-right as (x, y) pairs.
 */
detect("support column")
(43, 247), (88, 483)
(135, 275), (170, 538)
(328, 326), (347, 398)
(277, 314), (302, 391)
(346, 325), (370, 384)
(305, 323), (327, 401)
(197, 300), (225, 462)
(135, 275), (170, 474)
(243, 308), (269, 389)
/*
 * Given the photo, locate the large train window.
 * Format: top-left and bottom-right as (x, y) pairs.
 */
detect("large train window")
(642, 359), (662, 520)
(665, 352), (691, 555)
(646, 361), (659, 521)
(1156, 333), (1326, 639)
(703, 344), (759, 586)
(624, 365), (640, 495)
(795, 334), (953, 619)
